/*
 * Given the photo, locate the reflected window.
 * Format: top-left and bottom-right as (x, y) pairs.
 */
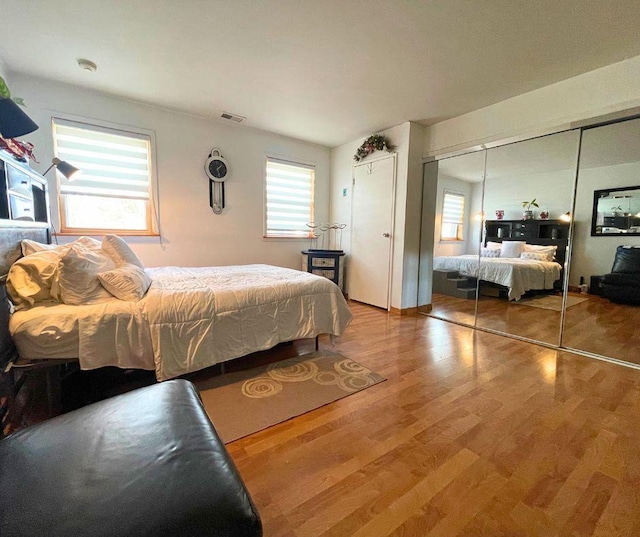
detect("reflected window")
(441, 191), (465, 241)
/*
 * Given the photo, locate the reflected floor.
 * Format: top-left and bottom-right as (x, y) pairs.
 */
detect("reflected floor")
(429, 292), (640, 365)
(562, 294), (640, 364)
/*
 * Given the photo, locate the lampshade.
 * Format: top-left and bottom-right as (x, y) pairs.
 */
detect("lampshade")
(560, 212), (572, 222)
(43, 157), (81, 180)
(0, 98), (39, 138)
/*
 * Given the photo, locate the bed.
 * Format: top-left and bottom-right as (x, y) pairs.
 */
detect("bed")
(433, 255), (562, 301)
(1, 229), (352, 382)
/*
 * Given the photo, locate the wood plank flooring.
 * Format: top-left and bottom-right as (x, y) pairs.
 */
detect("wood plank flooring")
(227, 301), (640, 536)
(431, 291), (640, 366)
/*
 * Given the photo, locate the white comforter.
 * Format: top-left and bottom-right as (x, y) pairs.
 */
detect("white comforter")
(433, 255), (562, 301)
(10, 264), (352, 380)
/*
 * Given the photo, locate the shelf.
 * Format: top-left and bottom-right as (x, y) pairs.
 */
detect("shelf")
(0, 154), (50, 227)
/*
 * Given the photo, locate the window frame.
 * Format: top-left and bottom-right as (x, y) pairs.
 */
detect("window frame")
(263, 155), (315, 239)
(440, 190), (465, 242)
(52, 116), (158, 236)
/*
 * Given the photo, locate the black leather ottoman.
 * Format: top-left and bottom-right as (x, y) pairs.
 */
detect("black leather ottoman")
(0, 380), (262, 537)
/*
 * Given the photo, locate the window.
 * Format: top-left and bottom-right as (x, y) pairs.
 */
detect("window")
(52, 118), (155, 235)
(441, 191), (465, 241)
(264, 157), (314, 238)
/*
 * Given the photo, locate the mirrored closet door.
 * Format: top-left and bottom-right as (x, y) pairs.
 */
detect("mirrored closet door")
(420, 117), (640, 368)
(475, 131), (580, 345)
(562, 117), (640, 365)
(422, 150), (485, 326)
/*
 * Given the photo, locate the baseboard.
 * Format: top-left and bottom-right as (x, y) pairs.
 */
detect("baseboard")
(389, 306), (420, 316)
(417, 304), (433, 314)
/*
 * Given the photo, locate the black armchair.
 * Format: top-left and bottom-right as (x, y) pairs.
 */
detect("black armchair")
(601, 245), (640, 304)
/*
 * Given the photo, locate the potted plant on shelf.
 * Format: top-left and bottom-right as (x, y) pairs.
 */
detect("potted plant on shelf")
(522, 198), (539, 220)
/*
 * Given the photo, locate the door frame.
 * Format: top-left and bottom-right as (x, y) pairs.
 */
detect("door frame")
(350, 153), (397, 311)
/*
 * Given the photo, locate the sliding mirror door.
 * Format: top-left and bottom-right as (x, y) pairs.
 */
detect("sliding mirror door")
(475, 131), (580, 344)
(422, 151), (485, 325)
(562, 118), (640, 364)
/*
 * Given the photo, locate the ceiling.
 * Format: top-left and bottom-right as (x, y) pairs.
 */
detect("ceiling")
(2, 1), (640, 148)
(439, 117), (640, 182)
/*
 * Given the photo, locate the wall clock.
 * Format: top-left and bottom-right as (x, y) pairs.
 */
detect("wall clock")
(204, 148), (230, 214)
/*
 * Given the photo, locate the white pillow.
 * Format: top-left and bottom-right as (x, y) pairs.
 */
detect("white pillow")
(500, 241), (526, 258)
(481, 248), (501, 258)
(98, 264), (151, 301)
(21, 239), (59, 256)
(486, 241), (502, 249)
(58, 244), (117, 305)
(6, 245), (71, 307)
(102, 235), (144, 268)
(523, 244), (557, 261)
(520, 251), (550, 262)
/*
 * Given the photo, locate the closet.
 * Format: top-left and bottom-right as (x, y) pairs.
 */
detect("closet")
(419, 116), (640, 368)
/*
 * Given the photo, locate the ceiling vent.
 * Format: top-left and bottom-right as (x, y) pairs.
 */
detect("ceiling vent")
(220, 111), (246, 123)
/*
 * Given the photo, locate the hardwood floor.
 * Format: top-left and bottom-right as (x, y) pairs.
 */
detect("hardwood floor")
(227, 300), (640, 536)
(431, 291), (640, 366)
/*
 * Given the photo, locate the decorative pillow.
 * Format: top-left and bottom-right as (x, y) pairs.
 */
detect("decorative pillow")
(486, 241), (502, 249)
(98, 264), (152, 301)
(102, 235), (144, 268)
(21, 239), (59, 256)
(500, 241), (526, 258)
(523, 244), (557, 261)
(58, 244), (117, 305)
(520, 251), (550, 262)
(481, 248), (501, 258)
(6, 245), (71, 307)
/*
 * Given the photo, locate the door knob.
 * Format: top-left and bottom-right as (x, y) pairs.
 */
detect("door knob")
(382, 233), (390, 238)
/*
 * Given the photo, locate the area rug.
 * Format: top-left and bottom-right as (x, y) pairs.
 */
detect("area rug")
(514, 294), (589, 311)
(197, 351), (385, 443)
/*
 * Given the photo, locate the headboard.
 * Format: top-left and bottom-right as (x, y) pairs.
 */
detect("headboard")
(0, 226), (51, 368)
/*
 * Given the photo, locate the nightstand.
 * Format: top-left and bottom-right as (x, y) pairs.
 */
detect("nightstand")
(301, 250), (345, 291)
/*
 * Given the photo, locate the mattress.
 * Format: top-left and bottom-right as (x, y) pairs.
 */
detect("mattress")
(433, 255), (562, 300)
(9, 299), (154, 370)
(10, 264), (352, 380)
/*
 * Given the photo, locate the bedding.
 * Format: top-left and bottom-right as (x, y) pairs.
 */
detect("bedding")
(9, 264), (352, 380)
(433, 255), (561, 300)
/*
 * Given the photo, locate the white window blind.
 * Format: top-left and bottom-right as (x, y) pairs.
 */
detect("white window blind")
(52, 118), (153, 233)
(265, 157), (314, 237)
(441, 191), (465, 241)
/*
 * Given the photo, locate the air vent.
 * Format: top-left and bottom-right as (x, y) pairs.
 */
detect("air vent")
(221, 111), (246, 123)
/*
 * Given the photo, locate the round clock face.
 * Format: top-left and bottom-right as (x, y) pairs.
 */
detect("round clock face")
(208, 159), (228, 180)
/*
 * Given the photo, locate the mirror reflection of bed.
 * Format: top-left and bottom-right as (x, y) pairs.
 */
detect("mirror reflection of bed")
(421, 114), (640, 368)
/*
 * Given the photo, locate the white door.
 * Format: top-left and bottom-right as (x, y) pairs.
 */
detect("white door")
(349, 155), (396, 309)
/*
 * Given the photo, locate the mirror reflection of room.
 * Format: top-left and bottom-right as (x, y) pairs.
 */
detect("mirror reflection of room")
(427, 150), (485, 326)
(474, 131), (579, 345)
(593, 186), (640, 235)
(563, 117), (640, 364)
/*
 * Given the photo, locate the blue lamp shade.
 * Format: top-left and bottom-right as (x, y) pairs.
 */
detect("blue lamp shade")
(0, 98), (39, 138)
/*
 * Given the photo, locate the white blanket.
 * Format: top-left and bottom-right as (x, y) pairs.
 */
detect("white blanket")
(10, 264), (352, 380)
(433, 255), (562, 301)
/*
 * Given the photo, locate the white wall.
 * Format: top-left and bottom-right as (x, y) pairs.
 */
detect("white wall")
(10, 74), (331, 269)
(330, 122), (425, 310)
(424, 55), (640, 158)
(570, 161), (640, 286)
(0, 57), (7, 84)
(482, 169), (574, 222)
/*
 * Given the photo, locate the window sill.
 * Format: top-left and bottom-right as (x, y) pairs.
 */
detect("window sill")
(56, 231), (160, 237)
(263, 235), (312, 240)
